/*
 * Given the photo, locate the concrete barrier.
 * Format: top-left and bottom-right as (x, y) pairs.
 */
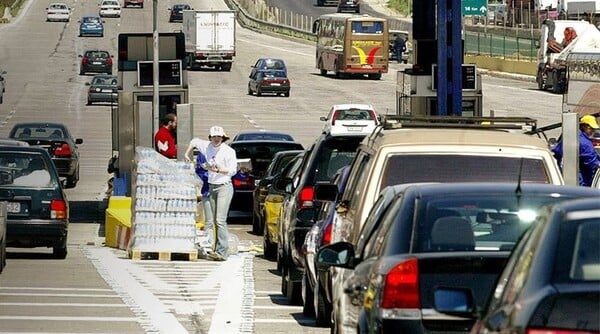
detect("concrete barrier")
(465, 55), (536, 76)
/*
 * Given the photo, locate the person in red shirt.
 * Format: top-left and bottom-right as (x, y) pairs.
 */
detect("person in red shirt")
(154, 113), (177, 159)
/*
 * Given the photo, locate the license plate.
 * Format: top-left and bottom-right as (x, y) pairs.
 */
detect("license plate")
(93, 62), (102, 65)
(270, 83), (281, 86)
(7, 202), (20, 213)
(101, 89), (113, 92)
(347, 126), (363, 131)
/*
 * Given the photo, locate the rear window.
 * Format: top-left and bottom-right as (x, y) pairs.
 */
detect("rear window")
(11, 126), (65, 140)
(86, 51), (109, 58)
(380, 154), (550, 189)
(231, 142), (304, 173)
(312, 136), (364, 182)
(333, 109), (375, 121)
(0, 152), (56, 188)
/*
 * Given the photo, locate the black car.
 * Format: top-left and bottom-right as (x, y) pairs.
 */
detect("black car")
(316, 182), (600, 334)
(437, 197), (600, 334)
(302, 165), (350, 326)
(0, 200), (6, 273)
(0, 146), (69, 259)
(79, 49), (113, 75)
(86, 74), (117, 105)
(248, 69), (290, 97)
(232, 130), (296, 142)
(275, 132), (366, 304)
(228, 140), (304, 219)
(8, 122), (83, 188)
(252, 149), (303, 235)
(168, 3), (191, 23)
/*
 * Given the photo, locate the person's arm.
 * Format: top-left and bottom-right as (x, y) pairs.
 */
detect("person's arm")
(580, 139), (600, 170)
(214, 146), (238, 177)
(184, 140), (196, 162)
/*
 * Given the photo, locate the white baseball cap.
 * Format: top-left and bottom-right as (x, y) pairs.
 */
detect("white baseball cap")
(209, 126), (229, 140)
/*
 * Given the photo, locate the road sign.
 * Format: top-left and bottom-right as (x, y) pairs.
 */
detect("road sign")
(463, 0), (487, 16)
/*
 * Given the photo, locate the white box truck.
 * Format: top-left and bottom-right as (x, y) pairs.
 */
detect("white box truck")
(182, 10), (236, 71)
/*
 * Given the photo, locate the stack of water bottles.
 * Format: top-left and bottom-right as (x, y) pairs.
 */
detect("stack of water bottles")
(130, 147), (201, 252)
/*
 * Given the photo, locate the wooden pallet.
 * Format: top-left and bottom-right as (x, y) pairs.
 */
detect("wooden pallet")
(129, 249), (198, 261)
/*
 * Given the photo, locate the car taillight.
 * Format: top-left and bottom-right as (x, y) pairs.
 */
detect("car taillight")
(233, 177), (253, 189)
(322, 221), (333, 245)
(106, 58), (113, 65)
(381, 258), (420, 309)
(369, 110), (378, 123)
(50, 199), (67, 219)
(331, 111), (339, 126)
(82, 57), (89, 64)
(298, 186), (314, 209)
(53, 144), (72, 157)
(527, 329), (598, 334)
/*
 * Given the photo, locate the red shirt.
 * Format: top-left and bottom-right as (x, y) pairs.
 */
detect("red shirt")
(154, 127), (177, 158)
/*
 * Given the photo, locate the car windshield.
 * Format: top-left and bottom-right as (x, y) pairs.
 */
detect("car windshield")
(86, 51), (109, 58)
(334, 109), (375, 121)
(92, 76), (117, 85)
(0, 153), (55, 188)
(12, 126), (65, 140)
(83, 17), (100, 23)
(263, 70), (286, 78)
(263, 60), (285, 70)
(50, 4), (67, 9)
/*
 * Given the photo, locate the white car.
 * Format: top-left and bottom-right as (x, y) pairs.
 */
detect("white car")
(99, 0), (121, 18)
(46, 3), (71, 22)
(320, 103), (379, 135)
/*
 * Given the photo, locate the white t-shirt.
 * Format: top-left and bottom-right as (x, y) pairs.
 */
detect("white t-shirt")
(189, 138), (238, 185)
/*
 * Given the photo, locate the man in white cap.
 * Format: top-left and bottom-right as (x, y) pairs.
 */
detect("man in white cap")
(552, 114), (600, 186)
(184, 126), (238, 260)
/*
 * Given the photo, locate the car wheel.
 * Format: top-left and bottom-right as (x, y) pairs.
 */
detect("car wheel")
(283, 260), (302, 305)
(302, 271), (315, 316)
(66, 168), (79, 188)
(87, 98), (92, 106)
(368, 73), (381, 80)
(252, 212), (260, 235)
(53, 239), (67, 259)
(315, 279), (332, 327)
(0, 236), (6, 274)
(256, 87), (262, 97)
(263, 221), (277, 260)
(284, 91), (290, 97)
(536, 68), (546, 91)
(247, 85), (253, 95)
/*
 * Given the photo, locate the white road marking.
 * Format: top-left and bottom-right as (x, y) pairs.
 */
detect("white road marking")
(0, 316), (138, 321)
(0, 302), (127, 307)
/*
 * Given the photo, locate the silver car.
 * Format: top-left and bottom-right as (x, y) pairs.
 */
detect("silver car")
(86, 74), (118, 105)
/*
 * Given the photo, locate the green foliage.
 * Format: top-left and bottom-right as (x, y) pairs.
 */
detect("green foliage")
(387, 0), (411, 16)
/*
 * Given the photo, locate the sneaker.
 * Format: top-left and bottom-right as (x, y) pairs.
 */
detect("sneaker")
(207, 252), (226, 261)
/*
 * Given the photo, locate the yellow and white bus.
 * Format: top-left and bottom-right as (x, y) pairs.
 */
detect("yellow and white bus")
(312, 13), (388, 80)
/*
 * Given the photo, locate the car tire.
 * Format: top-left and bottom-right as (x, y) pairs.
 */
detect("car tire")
(87, 98), (92, 106)
(263, 222), (277, 260)
(302, 272), (315, 316)
(0, 236), (6, 274)
(252, 212), (260, 235)
(282, 260), (302, 305)
(66, 168), (79, 188)
(368, 73), (381, 80)
(284, 91), (290, 97)
(256, 88), (262, 97)
(247, 85), (253, 95)
(536, 68), (546, 91)
(315, 279), (332, 327)
(221, 63), (232, 71)
(53, 239), (67, 259)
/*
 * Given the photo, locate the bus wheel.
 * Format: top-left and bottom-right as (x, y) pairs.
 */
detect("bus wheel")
(368, 73), (381, 80)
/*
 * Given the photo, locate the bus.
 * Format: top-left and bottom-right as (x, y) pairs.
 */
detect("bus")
(312, 13), (388, 80)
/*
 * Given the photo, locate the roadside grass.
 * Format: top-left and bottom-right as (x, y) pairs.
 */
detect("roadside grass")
(0, 0), (25, 22)
(386, 0), (410, 16)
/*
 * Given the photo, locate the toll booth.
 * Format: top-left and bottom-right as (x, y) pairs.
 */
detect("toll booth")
(112, 32), (192, 196)
(395, 65), (484, 116)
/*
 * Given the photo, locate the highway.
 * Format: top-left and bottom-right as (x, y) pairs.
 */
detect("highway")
(0, 0), (563, 333)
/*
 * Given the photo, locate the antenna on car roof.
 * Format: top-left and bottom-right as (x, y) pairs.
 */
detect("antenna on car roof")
(515, 157), (524, 205)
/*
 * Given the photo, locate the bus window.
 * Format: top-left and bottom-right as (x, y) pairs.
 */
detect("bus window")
(351, 21), (384, 34)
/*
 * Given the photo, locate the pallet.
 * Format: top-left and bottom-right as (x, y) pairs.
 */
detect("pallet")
(129, 249), (198, 261)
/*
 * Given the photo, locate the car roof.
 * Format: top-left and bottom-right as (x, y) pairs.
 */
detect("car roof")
(0, 138), (29, 147)
(368, 128), (551, 150)
(332, 104), (375, 110)
(11, 122), (68, 128)
(396, 182), (600, 197)
(0, 145), (55, 154)
(230, 139), (304, 146)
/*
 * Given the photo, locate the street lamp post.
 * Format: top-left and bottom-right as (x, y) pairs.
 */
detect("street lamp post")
(153, 0), (159, 133)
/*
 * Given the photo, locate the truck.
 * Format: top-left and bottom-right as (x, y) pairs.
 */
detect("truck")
(536, 19), (600, 94)
(563, 0), (600, 25)
(182, 10), (236, 71)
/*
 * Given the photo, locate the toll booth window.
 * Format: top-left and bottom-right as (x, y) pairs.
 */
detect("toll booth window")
(352, 21), (383, 34)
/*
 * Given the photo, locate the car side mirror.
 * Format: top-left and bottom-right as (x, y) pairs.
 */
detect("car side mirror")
(316, 242), (355, 269)
(320, 116), (327, 121)
(85, 82), (91, 86)
(75, 138), (83, 144)
(433, 287), (477, 318)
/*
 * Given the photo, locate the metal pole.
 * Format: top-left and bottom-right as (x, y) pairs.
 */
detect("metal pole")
(153, 0), (159, 134)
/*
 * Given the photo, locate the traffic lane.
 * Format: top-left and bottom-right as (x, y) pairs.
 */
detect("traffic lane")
(0, 224), (147, 334)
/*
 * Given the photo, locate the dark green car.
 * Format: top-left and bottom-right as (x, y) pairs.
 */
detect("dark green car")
(0, 146), (69, 259)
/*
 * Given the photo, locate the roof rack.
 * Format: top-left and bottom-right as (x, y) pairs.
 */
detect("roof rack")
(380, 115), (538, 132)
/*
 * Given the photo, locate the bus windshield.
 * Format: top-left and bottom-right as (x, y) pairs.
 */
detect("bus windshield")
(351, 21), (384, 34)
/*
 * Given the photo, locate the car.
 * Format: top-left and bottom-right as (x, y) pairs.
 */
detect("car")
(274, 131), (367, 305)
(123, 0), (143, 8)
(0, 69), (5, 104)
(99, 0), (122, 18)
(316, 182), (600, 334)
(168, 3), (192, 23)
(319, 104), (379, 135)
(232, 130), (296, 142)
(248, 70), (290, 97)
(228, 139), (304, 219)
(250, 58), (288, 78)
(252, 149), (303, 235)
(0, 138), (28, 147)
(86, 74), (118, 105)
(8, 122), (83, 188)
(0, 146), (70, 259)
(316, 115), (565, 333)
(78, 16), (105, 37)
(437, 196), (600, 334)
(301, 165), (350, 326)
(263, 151), (305, 260)
(0, 201), (6, 273)
(337, 0), (360, 13)
(46, 2), (71, 22)
(79, 49), (113, 75)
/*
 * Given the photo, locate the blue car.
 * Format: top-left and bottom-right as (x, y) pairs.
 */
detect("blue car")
(79, 16), (104, 37)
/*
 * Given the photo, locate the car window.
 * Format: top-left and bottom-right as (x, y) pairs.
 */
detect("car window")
(344, 152), (371, 213)
(231, 142), (304, 173)
(84, 17), (100, 23)
(380, 154), (550, 189)
(557, 218), (600, 282)
(0, 153), (56, 188)
(265, 70), (286, 78)
(313, 137), (362, 183)
(87, 51), (109, 58)
(334, 109), (374, 121)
